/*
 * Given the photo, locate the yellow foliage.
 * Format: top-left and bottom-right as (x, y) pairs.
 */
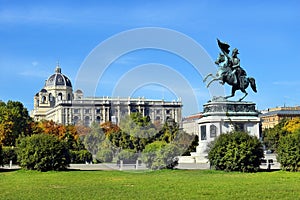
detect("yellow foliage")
(283, 117), (300, 133)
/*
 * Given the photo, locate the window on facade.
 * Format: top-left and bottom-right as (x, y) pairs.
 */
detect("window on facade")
(96, 116), (101, 123)
(74, 109), (79, 114)
(41, 96), (46, 103)
(58, 93), (63, 101)
(210, 125), (217, 138)
(166, 109), (170, 114)
(234, 123), (244, 131)
(96, 109), (101, 114)
(67, 93), (71, 101)
(200, 125), (207, 140)
(49, 93), (53, 102)
(73, 116), (79, 125)
(84, 116), (90, 127)
(85, 109), (90, 114)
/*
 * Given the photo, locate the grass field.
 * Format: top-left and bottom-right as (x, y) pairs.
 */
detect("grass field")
(1, 169), (300, 200)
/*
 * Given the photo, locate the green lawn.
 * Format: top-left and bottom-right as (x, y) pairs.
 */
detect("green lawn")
(1, 169), (299, 200)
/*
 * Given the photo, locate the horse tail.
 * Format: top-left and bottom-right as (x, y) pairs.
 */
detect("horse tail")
(248, 77), (257, 93)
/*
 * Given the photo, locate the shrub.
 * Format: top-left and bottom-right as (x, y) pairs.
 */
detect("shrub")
(117, 149), (138, 164)
(2, 147), (18, 165)
(96, 149), (114, 163)
(208, 131), (264, 172)
(142, 141), (166, 169)
(17, 134), (70, 171)
(277, 131), (300, 171)
(142, 141), (181, 170)
(70, 150), (93, 164)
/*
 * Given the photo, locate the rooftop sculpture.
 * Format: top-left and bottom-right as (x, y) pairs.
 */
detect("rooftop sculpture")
(203, 39), (257, 101)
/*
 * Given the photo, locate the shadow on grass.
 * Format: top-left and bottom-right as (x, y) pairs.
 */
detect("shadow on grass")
(65, 168), (107, 172)
(0, 168), (21, 172)
(258, 168), (281, 172)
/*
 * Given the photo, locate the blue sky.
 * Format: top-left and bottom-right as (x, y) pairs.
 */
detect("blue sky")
(0, 0), (299, 116)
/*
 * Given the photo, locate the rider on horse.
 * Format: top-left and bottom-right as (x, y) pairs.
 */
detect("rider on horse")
(218, 40), (247, 88)
(203, 39), (257, 101)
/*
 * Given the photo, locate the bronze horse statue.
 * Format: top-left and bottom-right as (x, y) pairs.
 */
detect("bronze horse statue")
(203, 53), (257, 101)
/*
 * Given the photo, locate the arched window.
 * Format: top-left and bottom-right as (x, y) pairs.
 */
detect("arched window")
(200, 125), (207, 140)
(84, 116), (90, 126)
(58, 93), (63, 101)
(210, 124), (217, 138)
(67, 93), (71, 101)
(73, 116), (79, 125)
(49, 93), (53, 101)
(96, 116), (101, 123)
(41, 96), (46, 103)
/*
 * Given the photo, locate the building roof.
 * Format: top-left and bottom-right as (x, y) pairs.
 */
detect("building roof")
(182, 113), (202, 122)
(45, 65), (72, 88)
(260, 110), (300, 117)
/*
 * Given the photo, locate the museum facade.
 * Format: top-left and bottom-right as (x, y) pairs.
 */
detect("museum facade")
(31, 65), (182, 126)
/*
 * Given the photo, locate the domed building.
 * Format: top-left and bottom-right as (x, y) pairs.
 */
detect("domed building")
(32, 65), (183, 126)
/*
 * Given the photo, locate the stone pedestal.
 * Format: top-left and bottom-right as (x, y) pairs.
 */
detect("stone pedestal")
(189, 97), (260, 163)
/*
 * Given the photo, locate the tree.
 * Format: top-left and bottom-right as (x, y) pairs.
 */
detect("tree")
(118, 113), (157, 152)
(0, 145), (3, 166)
(117, 149), (138, 163)
(96, 149), (114, 163)
(141, 141), (181, 170)
(70, 150), (92, 164)
(283, 117), (300, 133)
(101, 121), (121, 137)
(34, 120), (85, 151)
(208, 131), (264, 172)
(84, 122), (105, 155)
(277, 131), (300, 171)
(17, 134), (70, 171)
(263, 119), (288, 152)
(1, 146), (17, 165)
(0, 101), (32, 146)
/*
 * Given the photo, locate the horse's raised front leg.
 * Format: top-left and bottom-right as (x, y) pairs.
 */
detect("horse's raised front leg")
(203, 73), (213, 83)
(207, 77), (220, 88)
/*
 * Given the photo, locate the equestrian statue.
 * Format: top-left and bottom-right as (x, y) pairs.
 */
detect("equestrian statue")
(203, 39), (257, 101)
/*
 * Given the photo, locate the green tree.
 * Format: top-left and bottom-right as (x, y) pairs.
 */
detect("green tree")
(117, 149), (138, 163)
(17, 134), (70, 171)
(208, 131), (264, 172)
(157, 119), (179, 143)
(277, 131), (300, 171)
(118, 113), (157, 152)
(96, 149), (114, 163)
(1, 146), (17, 165)
(142, 141), (180, 170)
(0, 145), (3, 166)
(0, 101), (32, 146)
(84, 122), (105, 155)
(70, 150), (92, 164)
(263, 119), (288, 151)
(141, 141), (166, 168)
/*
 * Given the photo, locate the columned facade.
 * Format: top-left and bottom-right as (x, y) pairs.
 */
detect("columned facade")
(31, 66), (182, 126)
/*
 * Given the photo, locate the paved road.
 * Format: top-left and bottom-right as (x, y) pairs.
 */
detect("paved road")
(1, 160), (280, 171)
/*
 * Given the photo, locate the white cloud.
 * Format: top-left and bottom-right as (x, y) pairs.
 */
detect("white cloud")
(272, 81), (300, 86)
(32, 61), (39, 67)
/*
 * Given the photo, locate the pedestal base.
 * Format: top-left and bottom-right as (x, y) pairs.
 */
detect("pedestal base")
(180, 98), (261, 164)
